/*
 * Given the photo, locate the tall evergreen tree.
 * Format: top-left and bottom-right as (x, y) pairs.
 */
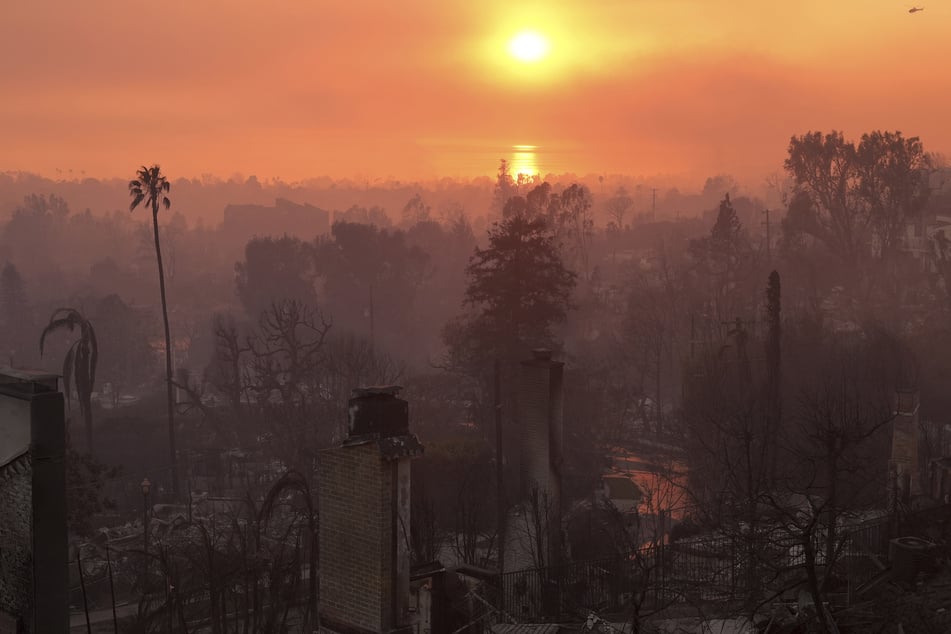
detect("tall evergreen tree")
(710, 193), (742, 249)
(444, 213), (576, 373)
(688, 193), (753, 324)
(491, 159), (517, 217)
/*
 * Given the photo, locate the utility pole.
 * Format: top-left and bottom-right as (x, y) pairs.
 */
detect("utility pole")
(368, 283), (375, 352)
(762, 208), (772, 265)
(494, 358), (505, 604)
(690, 313), (696, 360)
(651, 188), (657, 222)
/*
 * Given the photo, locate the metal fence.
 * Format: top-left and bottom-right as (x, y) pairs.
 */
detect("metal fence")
(499, 552), (645, 622)
(497, 539), (754, 622)
(495, 516), (923, 623)
(70, 505), (948, 628)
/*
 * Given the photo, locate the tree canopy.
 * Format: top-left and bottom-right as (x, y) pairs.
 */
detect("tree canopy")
(235, 235), (317, 320)
(784, 130), (931, 264)
(445, 213), (576, 371)
(314, 221), (430, 359)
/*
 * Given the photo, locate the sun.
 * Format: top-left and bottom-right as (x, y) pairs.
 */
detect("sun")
(508, 31), (550, 63)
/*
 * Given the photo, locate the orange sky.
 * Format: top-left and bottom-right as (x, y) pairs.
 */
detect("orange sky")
(2, 0), (949, 186)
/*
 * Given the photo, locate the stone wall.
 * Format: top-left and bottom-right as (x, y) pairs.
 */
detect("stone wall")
(0, 454), (32, 632)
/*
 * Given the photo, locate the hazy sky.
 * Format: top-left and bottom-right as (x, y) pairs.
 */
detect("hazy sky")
(2, 0), (949, 184)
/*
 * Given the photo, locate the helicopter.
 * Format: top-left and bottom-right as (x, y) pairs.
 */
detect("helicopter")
(909, 6), (925, 13)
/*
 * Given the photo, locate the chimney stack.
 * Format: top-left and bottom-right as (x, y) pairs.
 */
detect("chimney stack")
(513, 350), (565, 567)
(518, 350), (564, 503)
(0, 368), (67, 633)
(318, 386), (423, 633)
(889, 388), (921, 506)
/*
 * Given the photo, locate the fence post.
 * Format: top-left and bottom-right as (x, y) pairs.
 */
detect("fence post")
(612, 557), (620, 608)
(497, 571), (505, 624)
(883, 517), (891, 558)
(77, 550), (92, 634)
(846, 533), (853, 606)
(107, 545), (119, 633)
(163, 546), (172, 634)
(731, 536), (736, 598)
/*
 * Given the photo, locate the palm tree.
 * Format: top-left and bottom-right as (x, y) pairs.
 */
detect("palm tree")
(39, 308), (98, 453)
(129, 165), (180, 497)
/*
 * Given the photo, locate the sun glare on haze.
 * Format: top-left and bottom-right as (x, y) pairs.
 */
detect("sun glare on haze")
(510, 145), (539, 179)
(472, 6), (650, 90)
(508, 31), (550, 63)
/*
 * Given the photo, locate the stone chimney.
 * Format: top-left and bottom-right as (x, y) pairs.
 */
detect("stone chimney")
(318, 386), (423, 633)
(0, 368), (67, 633)
(888, 388), (921, 506)
(512, 350), (565, 568)
(518, 350), (564, 503)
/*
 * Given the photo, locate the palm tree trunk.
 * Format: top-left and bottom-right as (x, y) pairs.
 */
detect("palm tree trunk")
(152, 206), (180, 498)
(83, 395), (94, 456)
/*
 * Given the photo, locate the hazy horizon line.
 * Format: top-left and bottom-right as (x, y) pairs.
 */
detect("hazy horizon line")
(0, 167), (779, 195)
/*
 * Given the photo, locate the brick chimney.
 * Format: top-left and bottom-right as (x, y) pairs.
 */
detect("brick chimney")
(318, 386), (423, 634)
(0, 368), (67, 633)
(888, 388), (921, 506)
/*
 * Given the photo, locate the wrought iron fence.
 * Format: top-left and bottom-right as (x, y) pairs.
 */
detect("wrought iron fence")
(499, 552), (644, 622)
(496, 518), (912, 622)
(497, 539), (751, 622)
